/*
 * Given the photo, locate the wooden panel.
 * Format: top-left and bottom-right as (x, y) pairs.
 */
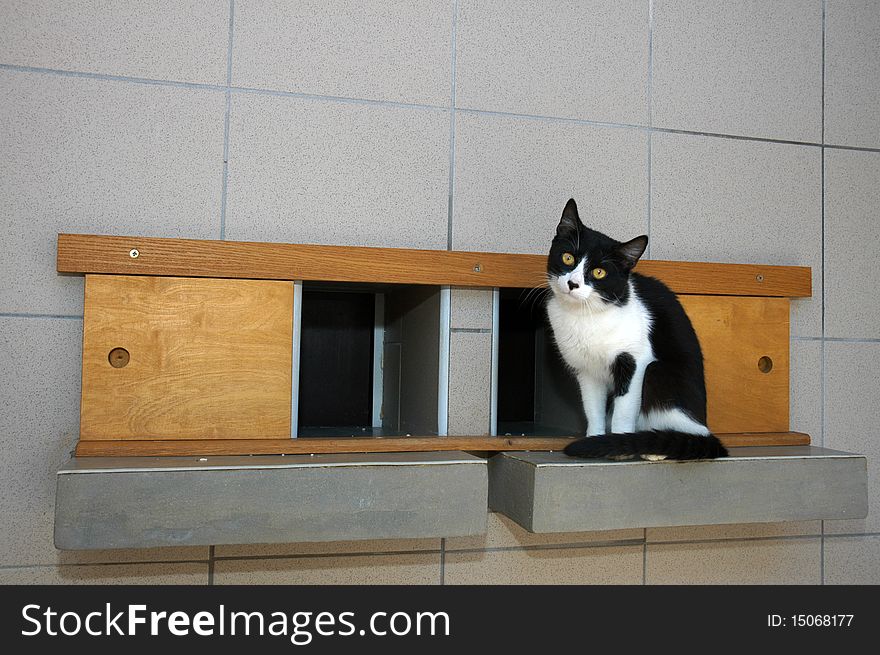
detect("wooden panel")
(74, 432), (811, 457)
(80, 275), (293, 440)
(57, 234), (811, 297)
(681, 295), (789, 434)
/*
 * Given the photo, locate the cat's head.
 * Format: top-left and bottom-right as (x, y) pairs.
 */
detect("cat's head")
(547, 198), (648, 309)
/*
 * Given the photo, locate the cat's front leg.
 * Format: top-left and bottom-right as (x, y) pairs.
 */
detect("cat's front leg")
(576, 373), (607, 437)
(609, 353), (646, 434)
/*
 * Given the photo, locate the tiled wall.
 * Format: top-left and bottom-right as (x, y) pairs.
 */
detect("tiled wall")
(1, 1), (878, 585)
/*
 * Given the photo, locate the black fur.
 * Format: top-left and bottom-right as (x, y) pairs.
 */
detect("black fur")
(550, 198), (724, 461)
(564, 431), (728, 460)
(611, 352), (636, 397)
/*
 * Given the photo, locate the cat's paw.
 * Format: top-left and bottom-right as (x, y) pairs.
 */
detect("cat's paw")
(640, 453), (668, 462)
(609, 454), (636, 461)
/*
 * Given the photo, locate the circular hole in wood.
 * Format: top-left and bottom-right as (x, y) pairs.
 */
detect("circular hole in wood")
(108, 347), (130, 368)
(757, 356), (773, 374)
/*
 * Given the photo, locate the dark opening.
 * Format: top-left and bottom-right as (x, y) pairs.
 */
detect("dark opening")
(496, 288), (585, 436)
(497, 291), (538, 423)
(298, 290), (374, 431)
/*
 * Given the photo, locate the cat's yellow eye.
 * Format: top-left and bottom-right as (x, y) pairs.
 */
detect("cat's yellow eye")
(591, 267), (607, 279)
(561, 252), (575, 266)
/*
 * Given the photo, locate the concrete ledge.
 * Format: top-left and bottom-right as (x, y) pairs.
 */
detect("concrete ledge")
(489, 446), (868, 533)
(55, 451), (487, 550)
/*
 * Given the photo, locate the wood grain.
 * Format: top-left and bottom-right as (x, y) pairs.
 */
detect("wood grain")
(80, 275), (293, 440)
(57, 233), (812, 297)
(681, 295), (790, 434)
(74, 432), (811, 457)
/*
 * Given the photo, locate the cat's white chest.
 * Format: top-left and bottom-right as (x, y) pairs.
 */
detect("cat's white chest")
(546, 290), (652, 380)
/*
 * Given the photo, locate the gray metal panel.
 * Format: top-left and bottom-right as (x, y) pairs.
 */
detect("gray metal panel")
(56, 452), (487, 550)
(489, 447), (868, 533)
(385, 286), (441, 435)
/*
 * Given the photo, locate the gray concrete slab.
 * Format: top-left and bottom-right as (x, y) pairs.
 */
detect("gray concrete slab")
(56, 452), (487, 550)
(489, 447), (868, 533)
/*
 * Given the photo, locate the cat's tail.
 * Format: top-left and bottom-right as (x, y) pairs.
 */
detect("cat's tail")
(563, 430), (728, 461)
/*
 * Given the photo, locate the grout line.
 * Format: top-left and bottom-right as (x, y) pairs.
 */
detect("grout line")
(226, 0), (235, 88)
(646, 132), (653, 258)
(642, 529), (648, 585)
(645, 1), (654, 259)
(456, 105), (646, 131)
(208, 545), (215, 585)
(0, 62), (226, 91)
(648, 0), (655, 128)
(446, 539), (647, 555)
(647, 533), (824, 547)
(823, 143), (880, 154)
(230, 84), (448, 113)
(446, 0), (458, 251)
(219, 0), (235, 241)
(3, 559), (211, 570)
(450, 327), (491, 333)
(792, 336), (880, 343)
(820, 1), (827, 503)
(0, 312), (82, 320)
(212, 548), (442, 563)
(440, 537), (446, 585)
(3, 62), (880, 154)
(821, 531), (880, 539)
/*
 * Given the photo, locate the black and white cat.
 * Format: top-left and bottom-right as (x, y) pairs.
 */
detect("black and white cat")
(547, 198), (727, 461)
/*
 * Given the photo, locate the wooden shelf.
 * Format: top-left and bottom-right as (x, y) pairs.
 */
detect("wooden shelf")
(57, 233), (812, 297)
(74, 432), (811, 457)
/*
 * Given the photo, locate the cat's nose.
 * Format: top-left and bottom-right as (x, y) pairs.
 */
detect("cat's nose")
(567, 280), (579, 290)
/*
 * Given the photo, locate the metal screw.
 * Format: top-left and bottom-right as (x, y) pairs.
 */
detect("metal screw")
(756, 274), (764, 282)
(129, 249), (139, 259)
(473, 263), (482, 273)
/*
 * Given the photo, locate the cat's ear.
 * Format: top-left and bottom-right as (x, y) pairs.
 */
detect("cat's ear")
(556, 198), (582, 236)
(616, 235), (648, 270)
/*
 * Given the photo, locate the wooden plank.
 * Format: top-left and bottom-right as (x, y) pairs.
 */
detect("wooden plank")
(57, 234), (812, 297)
(80, 275), (293, 440)
(75, 432), (811, 457)
(681, 295), (790, 434)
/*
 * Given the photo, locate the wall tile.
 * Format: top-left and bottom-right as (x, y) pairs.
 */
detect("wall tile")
(444, 544), (643, 584)
(446, 512), (643, 551)
(225, 93), (448, 249)
(456, 0), (649, 124)
(447, 332), (491, 435)
(790, 339), (823, 443)
(450, 288), (493, 330)
(650, 133), (822, 336)
(214, 553), (441, 585)
(646, 538), (821, 584)
(825, 0), (880, 148)
(824, 149), (880, 339)
(652, 0), (822, 141)
(646, 522), (821, 543)
(0, 563), (208, 585)
(215, 538), (439, 559)
(824, 535), (880, 584)
(0, 1), (229, 85)
(824, 342), (880, 535)
(453, 112), (648, 254)
(0, 70), (225, 315)
(232, 0), (451, 106)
